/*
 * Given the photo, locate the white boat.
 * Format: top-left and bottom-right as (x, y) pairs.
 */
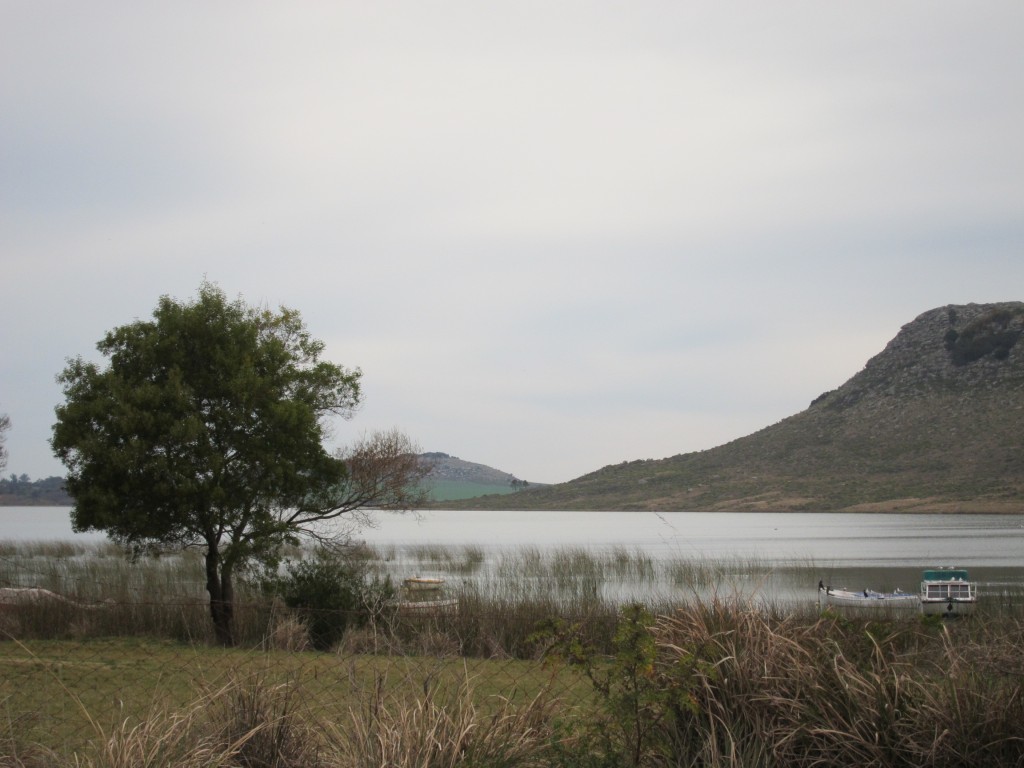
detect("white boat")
(396, 597), (459, 615)
(920, 568), (976, 617)
(396, 576), (457, 615)
(818, 581), (918, 611)
(403, 576), (445, 592)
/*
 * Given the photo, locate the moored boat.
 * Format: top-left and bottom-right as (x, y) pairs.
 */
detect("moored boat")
(396, 576), (458, 615)
(396, 596), (459, 615)
(818, 582), (918, 611)
(403, 576), (445, 592)
(920, 568), (976, 617)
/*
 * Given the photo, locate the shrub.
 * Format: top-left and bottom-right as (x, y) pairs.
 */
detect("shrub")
(264, 548), (394, 650)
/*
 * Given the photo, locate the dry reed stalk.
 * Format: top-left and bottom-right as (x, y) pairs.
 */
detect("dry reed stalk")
(653, 601), (1024, 768)
(265, 613), (312, 653)
(329, 669), (556, 768)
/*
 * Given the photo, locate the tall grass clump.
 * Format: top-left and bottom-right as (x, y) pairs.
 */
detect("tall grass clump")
(542, 599), (1024, 767)
(0, 655), (563, 767)
(403, 544), (486, 575)
(331, 672), (557, 767)
(48, 675), (326, 768)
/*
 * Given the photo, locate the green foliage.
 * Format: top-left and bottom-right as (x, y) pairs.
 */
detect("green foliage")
(265, 548), (395, 650)
(52, 281), (360, 547)
(537, 604), (699, 767)
(50, 281), (363, 644)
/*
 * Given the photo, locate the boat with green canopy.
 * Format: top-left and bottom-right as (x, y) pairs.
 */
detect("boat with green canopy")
(920, 568), (976, 617)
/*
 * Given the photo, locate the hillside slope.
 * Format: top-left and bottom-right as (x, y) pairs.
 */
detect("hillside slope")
(451, 303), (1024, 512)
(418, 452), (538, 501)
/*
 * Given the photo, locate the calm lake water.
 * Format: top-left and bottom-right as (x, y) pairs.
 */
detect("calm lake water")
(3, 507), (1023, 602)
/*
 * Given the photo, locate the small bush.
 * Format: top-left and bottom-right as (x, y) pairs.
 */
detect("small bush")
(263, 548), (394, 651)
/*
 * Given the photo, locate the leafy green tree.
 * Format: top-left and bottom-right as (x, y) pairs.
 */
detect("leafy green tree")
(51, 282), (426, 644)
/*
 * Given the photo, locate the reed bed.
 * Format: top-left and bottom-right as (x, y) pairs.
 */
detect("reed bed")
(2, 539), (1024, 650)
(402, 543), (487, 575)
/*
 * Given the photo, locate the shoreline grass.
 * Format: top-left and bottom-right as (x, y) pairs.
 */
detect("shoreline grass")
(3, 604), (1024, 766)
(2, 539), (1022, 646)
(2, 539), (1024, 764)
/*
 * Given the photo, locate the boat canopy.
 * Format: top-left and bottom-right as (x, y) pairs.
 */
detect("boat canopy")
(922, 569), (969, 581)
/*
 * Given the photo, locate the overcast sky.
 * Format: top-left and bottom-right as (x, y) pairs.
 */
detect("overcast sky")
(2, 3), (1023, 486)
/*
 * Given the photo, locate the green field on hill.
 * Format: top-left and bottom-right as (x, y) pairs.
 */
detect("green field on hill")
(424, 479), (520, 501)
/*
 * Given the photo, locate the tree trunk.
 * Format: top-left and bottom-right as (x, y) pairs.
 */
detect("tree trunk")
(205, 546), (235, 646)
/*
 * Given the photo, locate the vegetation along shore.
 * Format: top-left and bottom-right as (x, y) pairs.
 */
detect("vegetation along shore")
(1, 540), (1023, 766)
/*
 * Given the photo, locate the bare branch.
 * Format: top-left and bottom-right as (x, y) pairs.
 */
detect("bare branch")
(285, 428), (429, 533)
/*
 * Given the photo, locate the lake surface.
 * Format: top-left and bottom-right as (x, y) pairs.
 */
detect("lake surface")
(6, 507), (1022, 564)
(4, 507), (1022, 601)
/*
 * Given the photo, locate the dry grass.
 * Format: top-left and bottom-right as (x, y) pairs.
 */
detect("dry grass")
(1, 667), (324, 768)
(3, 605), (1024, 767)
(329, 671), (557, 768)
(650, 600), (1024, 767)
(0, 666), (561, 768)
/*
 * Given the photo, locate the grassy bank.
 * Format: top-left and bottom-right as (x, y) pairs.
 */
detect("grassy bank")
(2, 541), (1024, 765)
(2, 607), (1023, 766)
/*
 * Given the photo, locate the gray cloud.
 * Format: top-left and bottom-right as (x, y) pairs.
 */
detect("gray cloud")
(2, 2), (1022, 485)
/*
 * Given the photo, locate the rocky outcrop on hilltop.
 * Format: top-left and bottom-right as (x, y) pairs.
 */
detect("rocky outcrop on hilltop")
(824, 303), (1024, 408)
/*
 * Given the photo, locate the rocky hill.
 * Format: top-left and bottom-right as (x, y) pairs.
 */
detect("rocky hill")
(419, 452), (530, 487)
(450, 302), (1024, 513)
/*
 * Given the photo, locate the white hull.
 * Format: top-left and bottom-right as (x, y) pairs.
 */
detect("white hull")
(396, 597), (458, 615)
(820, 588), (919, 611)
(403, 577), (444, 592)
(920, 598), (976, 617)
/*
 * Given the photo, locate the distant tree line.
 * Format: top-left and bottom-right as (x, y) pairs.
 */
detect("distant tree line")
(0, 474), (73, 506)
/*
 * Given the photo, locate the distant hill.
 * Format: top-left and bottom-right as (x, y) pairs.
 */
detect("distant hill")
(0, 455), (539, 507)
(418, 452), (542, 502)
(447, 302), (1024, 513)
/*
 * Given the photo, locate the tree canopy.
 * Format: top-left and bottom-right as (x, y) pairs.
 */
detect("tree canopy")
(51, 282), (426, 644)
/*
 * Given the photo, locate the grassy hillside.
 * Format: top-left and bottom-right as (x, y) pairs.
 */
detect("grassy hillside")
(418, 452), (540, 501)
(448, 303), (1024, 513)
(425, 478), (522, 501)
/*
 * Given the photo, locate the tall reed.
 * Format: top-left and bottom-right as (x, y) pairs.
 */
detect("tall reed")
(645, 600), (1024, 767)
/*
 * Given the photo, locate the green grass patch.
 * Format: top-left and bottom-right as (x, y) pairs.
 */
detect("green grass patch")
(0, 637), (587, 756)
(424, 479), (521, 501)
